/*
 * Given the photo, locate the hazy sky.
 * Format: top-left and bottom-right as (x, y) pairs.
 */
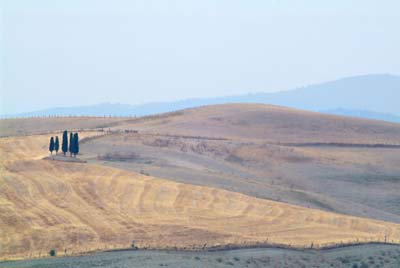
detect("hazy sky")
(1, 0), (400, 114)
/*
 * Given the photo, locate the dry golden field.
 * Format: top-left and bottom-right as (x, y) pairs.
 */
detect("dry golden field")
(78, 105), (400, 224)
(1, 133), (400, 260)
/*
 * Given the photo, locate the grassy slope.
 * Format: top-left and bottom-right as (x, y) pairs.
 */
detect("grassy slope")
(1, 134), (400, 260)
(75, 104), (400, 223)
(110, 103), (400, 144)
(82, 133), (400, 224)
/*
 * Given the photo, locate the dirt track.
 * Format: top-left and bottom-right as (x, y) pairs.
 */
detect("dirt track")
(1, 244), (399, 268)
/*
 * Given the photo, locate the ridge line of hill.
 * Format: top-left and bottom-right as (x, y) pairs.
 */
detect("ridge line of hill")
(2, 74), (399, 122)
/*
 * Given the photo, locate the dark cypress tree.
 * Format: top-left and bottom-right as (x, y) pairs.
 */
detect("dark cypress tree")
(49, 137), (55, 155)
(54, 136), (59, 155)
(73, 133), (79, 157)
(62, 131), (68, 156)
(69, 132), (74, 157)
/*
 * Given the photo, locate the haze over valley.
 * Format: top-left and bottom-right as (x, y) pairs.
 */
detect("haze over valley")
(2, 1), (400, 267)
(4, 74), (400, 124)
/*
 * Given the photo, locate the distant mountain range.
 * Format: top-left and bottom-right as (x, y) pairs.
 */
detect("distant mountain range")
(319, 109), (400, 123)
(3, 74), (400, 123)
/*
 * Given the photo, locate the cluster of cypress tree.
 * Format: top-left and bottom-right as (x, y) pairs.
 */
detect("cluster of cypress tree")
(49, 130), (79, 157)
(48, 136), (59, 155)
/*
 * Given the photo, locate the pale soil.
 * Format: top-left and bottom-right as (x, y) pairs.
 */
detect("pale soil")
(1, 134), (400, 260)
(1, 104), (400, 262)
(83, 132), (400, 223)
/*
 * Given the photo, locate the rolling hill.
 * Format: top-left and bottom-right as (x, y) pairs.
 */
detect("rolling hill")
(109, 103), (400, 144)
(77, 104), (400, 224)
(1, 104), (400, 260)
(1, 133), (400, 260)
(0, 117), (125, 137)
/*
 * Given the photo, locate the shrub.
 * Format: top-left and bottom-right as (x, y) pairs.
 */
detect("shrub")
(140, 170), (150, 176)
(49, 249), (56, 257)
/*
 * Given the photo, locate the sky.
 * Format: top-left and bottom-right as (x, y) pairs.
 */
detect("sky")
(1, 0), (400, 115)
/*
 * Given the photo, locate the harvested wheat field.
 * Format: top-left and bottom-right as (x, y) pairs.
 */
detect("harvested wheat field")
(1, 134), (400, 260)
(79, 104), (400, 224)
